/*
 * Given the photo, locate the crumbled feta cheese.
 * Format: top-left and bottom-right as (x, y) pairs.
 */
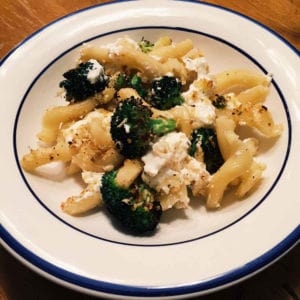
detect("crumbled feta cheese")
(142, 132), (210, 210)
(182, 83), (216, 127)
(82, 171), (103, 192)
(86, 59), (108, 84)
(142, 132), (190, 177)
(183, 56), (208, 78)
(185, 101), (216, 126)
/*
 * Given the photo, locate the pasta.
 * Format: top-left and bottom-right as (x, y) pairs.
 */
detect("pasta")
(21, 35), (283, 225)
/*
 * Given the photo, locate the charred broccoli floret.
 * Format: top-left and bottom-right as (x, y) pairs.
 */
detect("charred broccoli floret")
(189, 128), (224, 174)
(114, 73), (131, 90)
(148, 76), (184, 110)
(114, 73), (147, 98)
(59, 59), (109, 102)
(138, 37), (154, 53)
(110, 97), (176, 158)
(101, 170), (162, 234)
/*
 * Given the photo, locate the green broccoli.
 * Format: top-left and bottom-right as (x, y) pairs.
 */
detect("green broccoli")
(138, 37), (154, 53)
(114, 73), (147, 98)
(110, 97), (176, 158)
(130, 74), (147, 98)
(59, 59), (109, 102)
(114, 73), (131, 90)
(101, 170), (162, 234)
(148, 76), (184, 110)
(189, 128), (224, 174)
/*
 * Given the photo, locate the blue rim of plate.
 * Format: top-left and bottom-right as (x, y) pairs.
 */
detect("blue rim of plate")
(1, 224), (299, 297)
(1, 0), (299, 297)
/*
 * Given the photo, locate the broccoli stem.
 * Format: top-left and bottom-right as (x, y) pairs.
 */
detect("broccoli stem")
(150, 118), (176, 136)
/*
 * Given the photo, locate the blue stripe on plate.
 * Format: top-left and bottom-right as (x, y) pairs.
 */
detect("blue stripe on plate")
(1, 0), (299, 297)
(1, 224), (299, 297)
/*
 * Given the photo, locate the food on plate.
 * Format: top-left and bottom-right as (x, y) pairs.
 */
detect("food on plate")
(21, 36), (283, 234)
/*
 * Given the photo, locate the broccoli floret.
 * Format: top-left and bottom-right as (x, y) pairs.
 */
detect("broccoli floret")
(114, 73), (131, 90)
(138, 37), (154, 53)
(110, 97), (176, 158)
(189, 128), (224, 174)
(212, 94), (227, 109)
(59, 59), (109, 102)
(148, 76), (184, 110)
(115, 73), (147, 98)
(101, 170), (162, 234)
(130, 74), (147, 98)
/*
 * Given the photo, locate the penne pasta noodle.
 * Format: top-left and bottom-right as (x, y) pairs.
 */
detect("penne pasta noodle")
(236, 85), (269, 104)
(150, 39), (194, 60)
(207, 149), (253, 208)
(153, 36), (172, 49)
(215, 69), (270, 95)
(37, 98), (98, 144)
(235, 161), (266, 198)
(115, 159), (143, 188)
(61, 189), (102, 215)
(21, 141), (72, 172)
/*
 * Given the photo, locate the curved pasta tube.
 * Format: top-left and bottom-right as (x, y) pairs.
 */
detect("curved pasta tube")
(150, 39), (193, 61)
(88, 112), (114, 150)
(21, 141), (73, 172)
(215, 69), (270, 95)
(61, 189), (102, 215)
(80, 46), (110, 63)
(245, 103), (283, 137)
(236, 161), (266, 198)
(37, 98), (98, 144)
(215, 116), (240, 160)
(233, 103), (283, 137)
(207, 149), (253, 208)
(153, 36), (172, 48)
(117, 88), (140, 101)
(208, 115), (261, 208)
(61, 171), (103, 215)
(236, 85), (269, 104)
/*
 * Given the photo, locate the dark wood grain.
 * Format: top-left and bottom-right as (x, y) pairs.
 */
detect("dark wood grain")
(0, 1), (299, 299)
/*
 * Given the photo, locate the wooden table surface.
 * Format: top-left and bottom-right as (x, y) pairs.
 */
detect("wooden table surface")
(0, 1), (299, 299)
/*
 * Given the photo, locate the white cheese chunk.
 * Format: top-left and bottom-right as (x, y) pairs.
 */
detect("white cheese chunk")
(142, 132), (210, 210)
(86, 59), (108, 84)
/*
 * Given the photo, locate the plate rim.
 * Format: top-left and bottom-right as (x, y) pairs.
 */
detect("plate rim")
(1, 224), (299, 297)
(1, 0), (299, 298)
(0, 0), (299, 66)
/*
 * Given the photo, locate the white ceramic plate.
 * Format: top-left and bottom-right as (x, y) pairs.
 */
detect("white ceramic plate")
(0, 1), (299, 298)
